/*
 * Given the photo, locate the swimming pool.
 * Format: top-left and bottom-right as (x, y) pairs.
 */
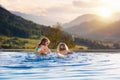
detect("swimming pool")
(0, 52), (120, 80)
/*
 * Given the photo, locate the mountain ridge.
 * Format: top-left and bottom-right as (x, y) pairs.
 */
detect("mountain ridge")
(11, 11), (56, 26)
(63, 14), (99, 29)
(63, 14), (120, 42)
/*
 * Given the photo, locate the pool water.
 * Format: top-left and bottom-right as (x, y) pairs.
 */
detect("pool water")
(0, 52), (120, 80)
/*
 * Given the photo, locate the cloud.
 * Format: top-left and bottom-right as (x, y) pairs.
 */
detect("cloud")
(1, 0), (117, 23)
(0, 0), (47, 16)
(0, 0), (98, 23)
(45, 4), (84, 22)
(72, 0), (103, 8)
(46, 4), (74, 13)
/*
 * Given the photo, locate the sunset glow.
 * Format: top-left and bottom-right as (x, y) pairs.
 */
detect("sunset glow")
(0, 0), (120, 23)
(96, 8), (113, 18)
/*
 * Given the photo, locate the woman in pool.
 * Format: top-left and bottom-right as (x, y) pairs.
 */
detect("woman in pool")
(36, 37), (51, 55)
(57, 42), (72, 57)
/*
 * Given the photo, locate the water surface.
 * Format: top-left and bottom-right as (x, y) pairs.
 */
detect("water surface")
(0, 52), (120, 80)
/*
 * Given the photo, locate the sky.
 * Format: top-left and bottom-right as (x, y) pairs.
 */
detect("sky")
(0, 0), (120, 23)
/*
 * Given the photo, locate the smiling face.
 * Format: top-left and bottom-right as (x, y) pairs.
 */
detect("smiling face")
(58, 43), (69, 51)
(38, 37), (50, 47)
(45, 41), (50, 46)
(59, 44), (66, 50)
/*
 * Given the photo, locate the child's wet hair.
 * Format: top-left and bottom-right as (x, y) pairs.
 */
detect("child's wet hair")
(57, 42), (69, 51)
(38, 37), (50, 47)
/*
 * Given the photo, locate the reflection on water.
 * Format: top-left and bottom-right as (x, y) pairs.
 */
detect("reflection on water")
(0, 52), (120, 80)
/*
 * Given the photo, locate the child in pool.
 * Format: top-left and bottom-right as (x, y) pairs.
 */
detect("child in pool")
(36, 37), (51, 55)
(57, 42), (72, 57)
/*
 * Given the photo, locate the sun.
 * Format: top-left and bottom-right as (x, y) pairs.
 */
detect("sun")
(96, 8), (113, 18)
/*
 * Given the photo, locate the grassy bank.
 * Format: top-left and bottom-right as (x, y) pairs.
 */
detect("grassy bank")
(0, 36), (41, 49)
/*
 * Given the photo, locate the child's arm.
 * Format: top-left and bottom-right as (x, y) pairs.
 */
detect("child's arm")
(43, 46), (51, 54)
(57, 52), (66, 58)
(46, 47), (51, 53)
(67, 50), (73, 54)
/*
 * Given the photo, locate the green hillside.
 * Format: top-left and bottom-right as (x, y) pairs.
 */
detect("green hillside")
(0, 6), (50, 38)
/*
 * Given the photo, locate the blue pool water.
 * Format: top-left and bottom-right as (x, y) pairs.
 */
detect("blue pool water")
(0, 52), (120, 80)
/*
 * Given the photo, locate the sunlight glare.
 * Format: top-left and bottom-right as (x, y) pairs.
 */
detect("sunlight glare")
(96, 8), (113, 18)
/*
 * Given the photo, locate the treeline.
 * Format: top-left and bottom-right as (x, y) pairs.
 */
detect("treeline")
(44, 23), (75, 48)
(0, 25), (75, 49)
(75, 37), (120, 49)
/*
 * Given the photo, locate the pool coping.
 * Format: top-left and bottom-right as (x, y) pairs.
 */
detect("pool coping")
(1, 49), (120, 52)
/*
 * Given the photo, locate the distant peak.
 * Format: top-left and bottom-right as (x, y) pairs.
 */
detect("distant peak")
(0, 5), (4, 9)
(82, 14), (96, 16)
(0, 5), (8, 11)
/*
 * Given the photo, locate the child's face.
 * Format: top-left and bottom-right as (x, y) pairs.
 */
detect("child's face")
(45, 41), (49, 46)
(60, 44), (66, 50)
(60, 45), (64, 48)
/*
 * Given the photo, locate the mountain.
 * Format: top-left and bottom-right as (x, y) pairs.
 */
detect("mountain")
(0, 6), (75, 48)
(0, 6), (52, 38)
(63, 14), (99, 29)
(64, 14), (120, 42)
(11, 11), (56, 26)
